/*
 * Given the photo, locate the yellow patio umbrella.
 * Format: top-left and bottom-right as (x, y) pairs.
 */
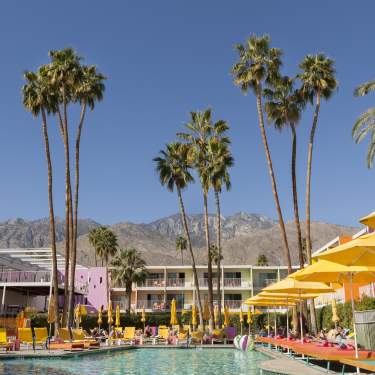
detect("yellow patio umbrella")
(244, 296), (296, 306)
(141, 307), (146, 325)
(331, 299), (339, 325)
(191, 304), (197, 329)
(47, 296), (56, 325)
(246, 305), (252, 334)
(170, 298), (178, 326)
(262, 279), (334, 342)
(223, 305), (230, 327)
(80, 305), (87, 317)
(97, 305), (103, 327)
(74, 304), (82, 327)
(253, 309), (263, 315)
(115, 304), (121, 327)
(214, 304), (219, 327)
(294, 260), (375, 358)
(107, 300), (113, 326)
(316, 232), (375, 266)
(239, 306), (244, 335)
(258, 291), (319, 300)
(203, 298), (210, 323)
(359, 211), (375, 229)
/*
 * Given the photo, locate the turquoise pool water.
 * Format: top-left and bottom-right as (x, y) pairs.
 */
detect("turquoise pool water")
(0, 349), (269, 375)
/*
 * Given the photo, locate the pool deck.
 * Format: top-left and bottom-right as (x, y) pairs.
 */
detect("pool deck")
(256, 347), (338, 375)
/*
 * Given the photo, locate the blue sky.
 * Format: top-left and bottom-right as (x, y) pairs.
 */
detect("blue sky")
(0, 1), (374, 226)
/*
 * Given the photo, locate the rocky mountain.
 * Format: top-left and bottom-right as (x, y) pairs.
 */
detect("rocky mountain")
(0, 213), (358, 267)
(0, 217), (100, 248)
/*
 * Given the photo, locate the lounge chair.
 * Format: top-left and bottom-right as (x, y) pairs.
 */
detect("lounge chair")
(122, 327), (136, 345)
(114, 327), (123, 339)
(57, 327), (72, 341)
(71, 329), (100, 348)
(224, 327), (236, 344)
(157, 327), (170, 345)
(176, 329), (190, 346)
(18, 328), (34, 350)
(0, 328), (12, 352)
(211, 329), (226, 345)
(190, 330), (204, 345)
(33, 327), (48, 349)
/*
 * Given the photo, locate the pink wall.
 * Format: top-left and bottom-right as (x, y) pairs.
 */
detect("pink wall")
(79, 267), (108, 312)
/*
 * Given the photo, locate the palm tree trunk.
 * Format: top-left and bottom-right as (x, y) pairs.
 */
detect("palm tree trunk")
(255, 85), (292, 273)
(305, 93), (321, 335)
(57, 107), (71, 327)
(290, 124), (304, 269)
(214, 189), (222, 327)
(203, 192), (214, 330)
(67, 102), (87, 326)
(176, 187), (203, 326)
(41, 108), (60, 332)
(305, 93), (321, 264)
(127, 284), (132, 313)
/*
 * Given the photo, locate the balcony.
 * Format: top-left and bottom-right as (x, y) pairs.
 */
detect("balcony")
(166, 278), (185, 287)
(0, 271), (61, 284)
(223, 278), (249, 288)
(137, 279), (165, 288)
(198, 278), (218, 288)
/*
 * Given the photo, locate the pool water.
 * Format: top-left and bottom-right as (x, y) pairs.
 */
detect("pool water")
(0, 349), (269, 375)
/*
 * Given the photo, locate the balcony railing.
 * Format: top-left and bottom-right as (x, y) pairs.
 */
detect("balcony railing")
(166, 278), (185, 287)
(198, 278), (218, 288)
(0, 271), (62, 284)
(136, 299), (191, 311)
(137, 279), (165, 288)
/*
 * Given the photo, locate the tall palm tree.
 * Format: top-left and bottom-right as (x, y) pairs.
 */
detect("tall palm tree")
(177, 109), (216, 329)
(111, 248), (147, 313)
(264, 76), (305, 269)
(67, 65), (105, 325)
(207, 124), (233, 326)
(47, 48), (82, 325)
(153, 142), (204, 325)
(232, 34), (292, 273)
(22, 69), (60, 331)
(298, 54), (337, 264)
(175, 236), (187, 264)
(352, 79), (375, 167)
(88, 227), (118, 266)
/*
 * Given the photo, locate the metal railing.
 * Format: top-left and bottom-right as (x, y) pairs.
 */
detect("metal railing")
(223, 300), (243, 309)
(166, 278), (185, 287)
(136, 299), (189, 311)
(137, 279), (165, 288)
(0, 270), (63, 284)
(198, 278), (218, 287)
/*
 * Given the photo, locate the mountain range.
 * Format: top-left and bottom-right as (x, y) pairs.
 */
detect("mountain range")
(0, 213), (358, 266)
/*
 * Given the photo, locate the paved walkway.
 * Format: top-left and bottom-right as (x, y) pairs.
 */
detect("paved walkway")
(257, 347), (336, 375)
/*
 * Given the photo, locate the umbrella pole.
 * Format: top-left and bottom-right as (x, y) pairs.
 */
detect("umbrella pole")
(349, 273), (359, 360)
(299, 292), (303, 344)
(274, 306), (277, 336)
(286, 297), (289, 340)
(267, 308), (270, 337)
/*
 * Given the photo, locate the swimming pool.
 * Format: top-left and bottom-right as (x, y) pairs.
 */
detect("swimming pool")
(0, 348), (270, 375)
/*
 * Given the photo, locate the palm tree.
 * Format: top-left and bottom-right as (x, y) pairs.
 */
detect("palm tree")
(264, 76), (305, 269)
(47, 48), (82, 325)
(175, 236), (187, 264)
(88, 227), (118, 266)
(232, 34), (292, 273)
(22, 69), (60, 331)
(298, 54), (337, 264)
(111, 248), (147, 313)
(352, 79), (375, 167)
(67, 65), (105, 326)
(256, 254), (269, 266)
(177, 109), (216, 329)
(153, 142), (204, 325)
(207, 124), (233, 326)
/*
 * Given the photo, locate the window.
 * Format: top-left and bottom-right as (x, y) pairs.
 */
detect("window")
(99, 277), (102, 284)
(225, 294), (241, 301)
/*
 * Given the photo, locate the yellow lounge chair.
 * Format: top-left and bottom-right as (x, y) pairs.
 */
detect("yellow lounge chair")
(71, 329), (99, 348)
(211, 329), (226, 345)
(190, 330), (204, 345)
(0, 328), (12, 351)
(34, 327), (48, 348)
(157, 327), (170, 345)
(57, 328), (72, 341)
(123, 327), (135, 344)
(18, 328), (34, 349)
